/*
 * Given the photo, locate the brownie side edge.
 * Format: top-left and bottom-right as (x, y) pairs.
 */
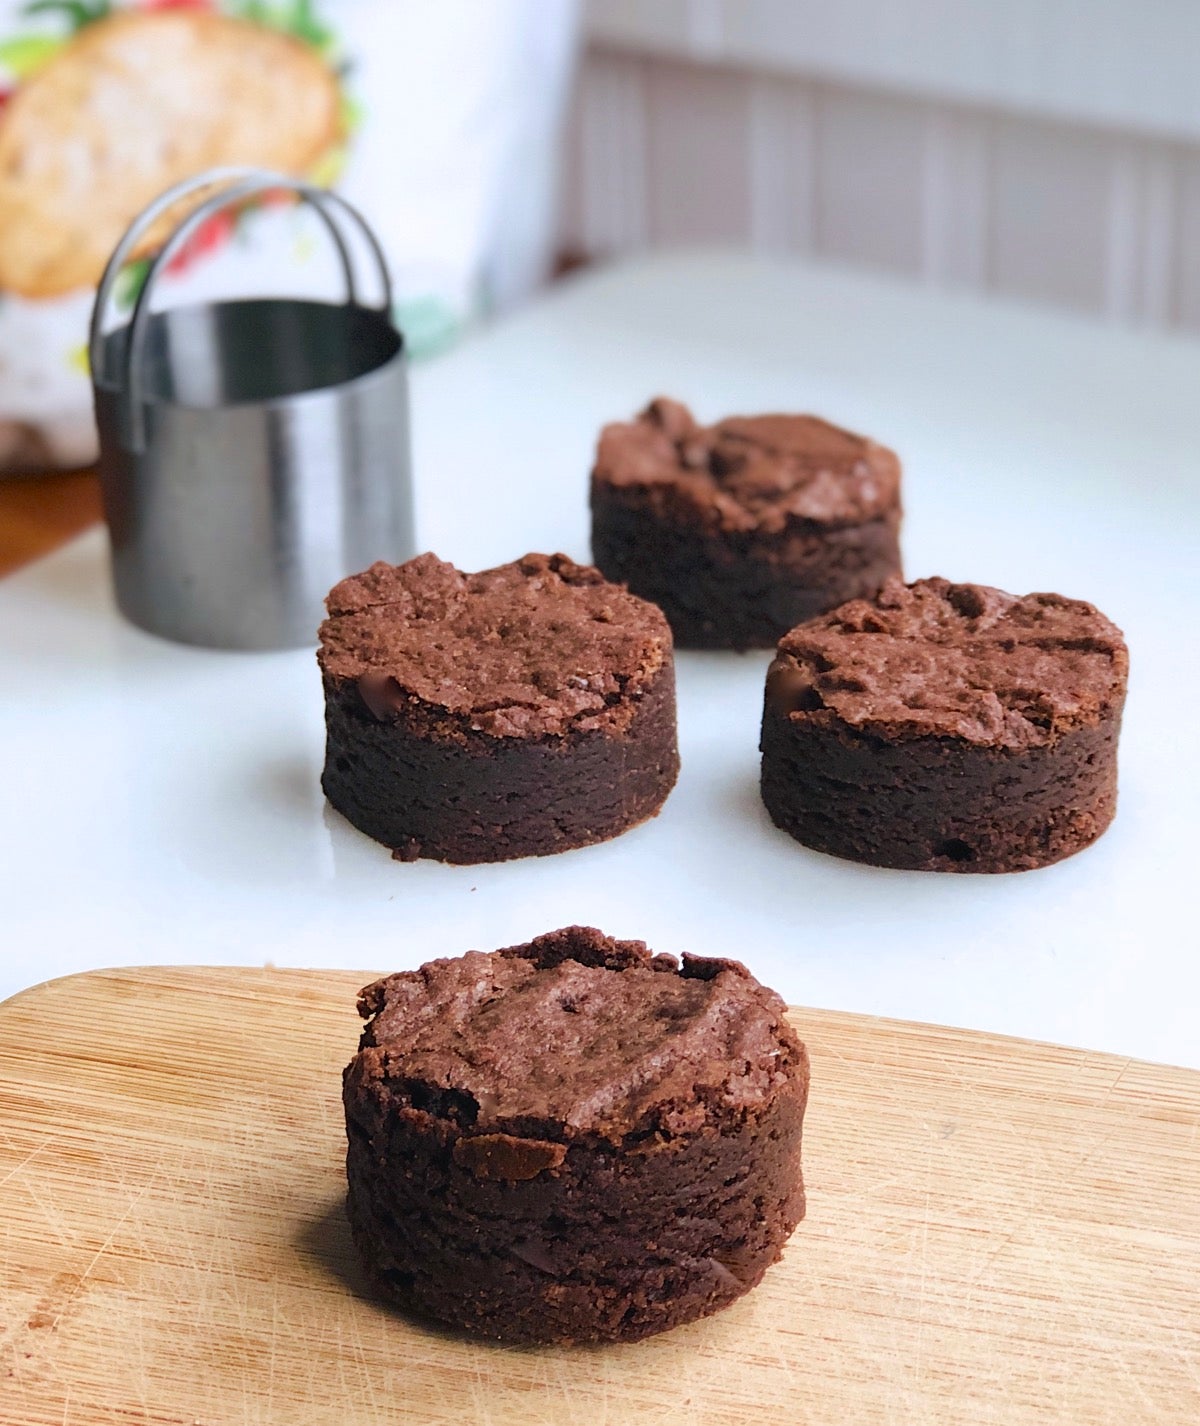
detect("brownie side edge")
(343, 1048), (808, 1344)
(759, 700), (1120, 872)
(591, 482), (901, 650)
(322, 656), (679, 863)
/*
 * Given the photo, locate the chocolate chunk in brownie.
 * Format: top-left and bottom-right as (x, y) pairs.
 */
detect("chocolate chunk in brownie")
(318, 553), (679, 863)
(591, 397), (903, 649)
(760, 576), (1129, 872)
(343, 926), (810, 1344)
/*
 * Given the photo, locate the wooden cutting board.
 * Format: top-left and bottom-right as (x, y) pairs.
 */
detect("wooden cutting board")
(1, 968), (1197, 1425)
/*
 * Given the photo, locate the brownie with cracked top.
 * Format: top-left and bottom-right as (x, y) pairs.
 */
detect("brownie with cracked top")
(342, 925), (809, 1344)
(760, 576), (1128, 872)
(590, 397), (903, 649)
(318, 552), (679, 863)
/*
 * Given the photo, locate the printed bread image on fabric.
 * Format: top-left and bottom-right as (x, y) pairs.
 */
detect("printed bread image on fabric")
(0, 5), (343, 299)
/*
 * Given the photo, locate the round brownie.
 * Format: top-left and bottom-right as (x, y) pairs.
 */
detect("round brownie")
(590, 397), (903, 650)
(318, 552), (679, 863)
(342, 926), (810, 1345)
(760, 576), (1129, 873)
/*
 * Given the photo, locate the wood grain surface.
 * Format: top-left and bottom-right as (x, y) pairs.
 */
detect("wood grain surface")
(0, 470), (101, 577)
(0, 967), (1197, 1425)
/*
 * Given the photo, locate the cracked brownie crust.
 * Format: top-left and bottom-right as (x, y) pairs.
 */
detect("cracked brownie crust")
(591, 397), (903, 649)
(342, 926), (810, 1344)
(760, 577), (1129, 872)
(318, 553), (679, 863)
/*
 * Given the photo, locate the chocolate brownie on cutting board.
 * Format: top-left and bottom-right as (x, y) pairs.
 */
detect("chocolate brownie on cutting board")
(342, 926), (810, 1344)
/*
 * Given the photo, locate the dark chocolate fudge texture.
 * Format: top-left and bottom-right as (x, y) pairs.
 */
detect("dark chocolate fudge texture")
(343, 926), (809, 1343)
(318, 553), (680, 862)
(595, 397), (901, 535)
(769, 576), (1126, 749)
(761, 576), (1128, 872)
(319, 550), (670, 739)
(591, 397), (903, 648)
(356, 928), (799, 1142)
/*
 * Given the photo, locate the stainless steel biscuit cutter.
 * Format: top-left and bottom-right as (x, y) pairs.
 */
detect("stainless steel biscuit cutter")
(90, 167), (415, 650)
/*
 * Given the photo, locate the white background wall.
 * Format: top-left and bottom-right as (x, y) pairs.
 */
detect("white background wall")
(559, 0), (1200, 331)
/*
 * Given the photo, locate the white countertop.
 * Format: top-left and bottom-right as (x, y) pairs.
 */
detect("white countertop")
(2, 252), (1198, 1068)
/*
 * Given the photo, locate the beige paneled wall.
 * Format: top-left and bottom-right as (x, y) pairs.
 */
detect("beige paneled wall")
(559, 45), (1200, 332)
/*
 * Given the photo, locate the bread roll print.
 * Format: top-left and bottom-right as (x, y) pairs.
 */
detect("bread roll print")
(0, 5), (342, 298)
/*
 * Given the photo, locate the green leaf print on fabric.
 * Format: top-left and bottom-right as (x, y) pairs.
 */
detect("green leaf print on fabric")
(231, 0), (335, 57)
(22, 0), (112, 34)
(0, 34), (64, 77)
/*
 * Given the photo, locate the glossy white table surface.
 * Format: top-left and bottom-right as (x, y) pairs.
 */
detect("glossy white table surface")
(2, 253), (1197, 1068)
